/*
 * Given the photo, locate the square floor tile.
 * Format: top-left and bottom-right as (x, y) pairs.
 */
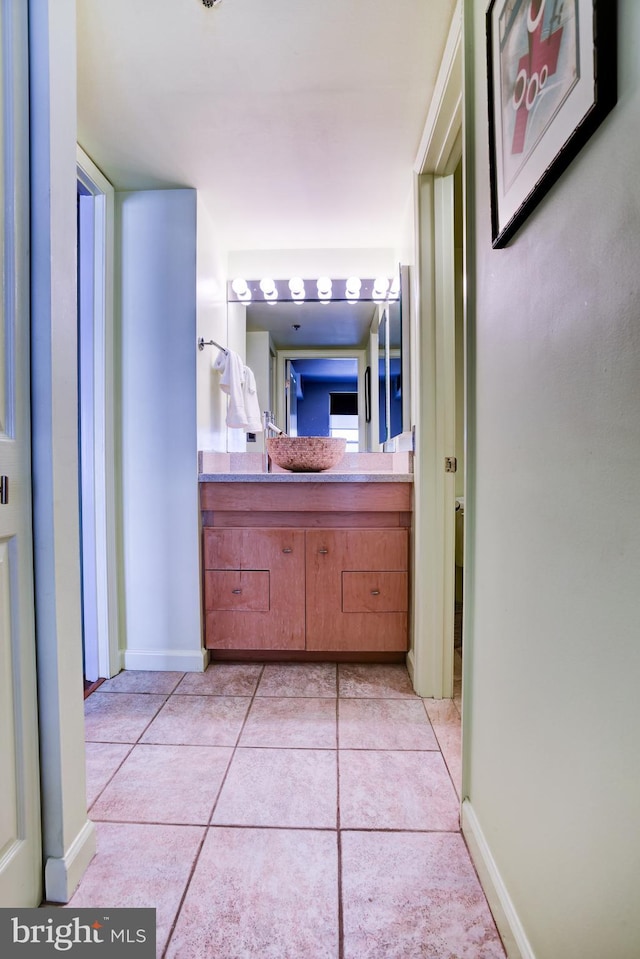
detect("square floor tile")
(85, 742), (133, 808)
(256, 663), (337, 698)
(339, 699), (438, 750)
(175, 663), (263, 697)
(338, 664), (417, 699)
(239, 697), (337, 749)
(141, 695), (250, 746)
(90, 744), (232, 824)
(339, 750), (459, 831)
(84, 693), (167, 743)
(212, 747), (337, 828)
(98, 670), (184, 694)
(165, 827), (339, 959)
(341, 831), (505, 959)
(66, 822), (205, 956)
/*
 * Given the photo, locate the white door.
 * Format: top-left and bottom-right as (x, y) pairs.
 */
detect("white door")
(0, 0), (42, 906)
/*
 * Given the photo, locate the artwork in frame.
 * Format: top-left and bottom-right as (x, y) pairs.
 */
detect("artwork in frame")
(486, 0), (617, 248)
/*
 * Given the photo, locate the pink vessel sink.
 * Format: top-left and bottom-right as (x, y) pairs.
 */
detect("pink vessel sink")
(266, 436), (346, 473)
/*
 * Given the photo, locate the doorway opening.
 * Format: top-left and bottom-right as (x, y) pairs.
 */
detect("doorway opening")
(76, 149), (119, 689)
(77, 179), (101, 688)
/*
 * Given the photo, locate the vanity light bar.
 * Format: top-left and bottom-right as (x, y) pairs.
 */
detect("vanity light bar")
(227, 277), (398, 303)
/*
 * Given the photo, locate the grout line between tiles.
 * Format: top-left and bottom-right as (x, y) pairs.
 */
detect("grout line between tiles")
(335, 669), (345, 959)
(107, 694), (172, 748)
(430, 724), (463, 803)
(87, 816), (460, 835)
(162, 663), (266, 959)
(85, 743), (135, 813)
(206, 664), (266, 826)
(160, 824), (209, 959)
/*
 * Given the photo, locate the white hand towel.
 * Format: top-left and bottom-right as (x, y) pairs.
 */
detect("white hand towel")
(212, 349), (264, 432)
(242, 365), (263, 433)
(213, 348), (249, 429)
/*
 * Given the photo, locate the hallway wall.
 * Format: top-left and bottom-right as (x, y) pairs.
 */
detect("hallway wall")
(117, 189), (205, 672)
(463, 3), (640, 958)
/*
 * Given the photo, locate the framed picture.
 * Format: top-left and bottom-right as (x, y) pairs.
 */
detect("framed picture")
(486, 0), (617, 248)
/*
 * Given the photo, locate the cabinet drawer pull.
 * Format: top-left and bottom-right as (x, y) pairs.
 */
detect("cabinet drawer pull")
(282, 547), (293, 554)
(318, 548), (329, 555)
(370, 589), (381, 596)
(231, 588), (243, 595)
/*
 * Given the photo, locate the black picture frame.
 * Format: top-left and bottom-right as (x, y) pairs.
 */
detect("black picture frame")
(364, 365), (371, 423)
(486, 0), (617, 248)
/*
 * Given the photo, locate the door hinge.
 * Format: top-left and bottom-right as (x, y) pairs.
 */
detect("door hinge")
(444, 456), (457, 474)
(0, 475), (8, 505)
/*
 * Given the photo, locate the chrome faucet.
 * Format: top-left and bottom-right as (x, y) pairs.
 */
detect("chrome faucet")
(262, 411), (286, 472)
(263, 411), (286, 436)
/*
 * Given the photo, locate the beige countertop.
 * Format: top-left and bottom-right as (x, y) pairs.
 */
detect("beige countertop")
(199, 472), (413, 483)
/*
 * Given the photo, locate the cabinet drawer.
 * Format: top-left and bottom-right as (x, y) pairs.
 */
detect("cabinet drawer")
(205, 571), (270, 611)
(306, 528), (408, 571)
(342, 571), (408, 613)
(203, 528), (302, 570)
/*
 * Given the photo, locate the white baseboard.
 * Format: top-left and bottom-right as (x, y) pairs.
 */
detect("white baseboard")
(44, 819), (97, 903)
(122, 646), (208, 672)
(461, 800), (536, 959)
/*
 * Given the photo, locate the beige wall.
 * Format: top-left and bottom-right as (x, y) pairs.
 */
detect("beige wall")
(463, 2), (640, 957)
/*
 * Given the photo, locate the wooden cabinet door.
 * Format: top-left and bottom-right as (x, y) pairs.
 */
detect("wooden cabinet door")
(204, 529), (305, 650)
(305, 529), (409, 651)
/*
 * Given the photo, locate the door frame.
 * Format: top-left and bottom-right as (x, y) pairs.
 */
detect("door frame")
(276, 348), (367, 449)
(0, 0), (42, 906)
(76, 146), (120, 678)
(408, 2), (462, 698)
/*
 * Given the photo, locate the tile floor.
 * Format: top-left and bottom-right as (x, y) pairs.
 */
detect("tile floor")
(71, 658), (505, 958)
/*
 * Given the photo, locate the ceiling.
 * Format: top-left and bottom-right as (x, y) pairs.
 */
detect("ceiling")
(246, 299), (377, 349)
(76, 0), (457, 256)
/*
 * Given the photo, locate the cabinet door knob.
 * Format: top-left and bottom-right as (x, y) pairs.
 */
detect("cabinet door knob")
(282, 547), (293, 554)
(370, 589), (381, 596)
(318, 548), (329, 555)
(231, 588), (243, 595)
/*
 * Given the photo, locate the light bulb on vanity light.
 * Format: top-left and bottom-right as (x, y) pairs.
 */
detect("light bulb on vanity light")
(288, 277), (306, 301)
(373, 275), (390, 303)
(231, 277), (252, 302)
(373, 276), (389, 296)
(232, 277), (248, 295)
(317, 277), (332, 302)
(345, 276), (361, 299)
(259, 277), (278, 302)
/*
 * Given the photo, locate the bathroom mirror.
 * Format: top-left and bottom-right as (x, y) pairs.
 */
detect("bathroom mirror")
(230, 267), (410, 451)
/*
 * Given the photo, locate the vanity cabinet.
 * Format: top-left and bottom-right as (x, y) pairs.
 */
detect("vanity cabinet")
(305, 529), (408, 651)
(200, 480), (412, 660)
(203, 528), (305, 650)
